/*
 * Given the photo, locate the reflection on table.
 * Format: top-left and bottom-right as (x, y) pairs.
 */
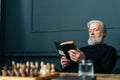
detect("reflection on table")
(58, 72), (120, 80)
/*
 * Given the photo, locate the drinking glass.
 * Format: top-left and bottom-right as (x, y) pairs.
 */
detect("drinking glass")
(78, 60), (94, 78)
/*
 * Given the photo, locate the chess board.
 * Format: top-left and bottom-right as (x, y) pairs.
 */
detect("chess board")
(0, 72), (59, 80)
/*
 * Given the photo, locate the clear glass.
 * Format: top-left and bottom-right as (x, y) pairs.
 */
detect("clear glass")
(78, 60), (94, 78)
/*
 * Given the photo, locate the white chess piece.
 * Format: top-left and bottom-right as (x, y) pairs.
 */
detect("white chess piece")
(51, 64), (55, 73)
(46, 63), (50, 73)
(42, 65), (47, 75)
(40, 61), (44, 74)
(35, 61), (39, 69)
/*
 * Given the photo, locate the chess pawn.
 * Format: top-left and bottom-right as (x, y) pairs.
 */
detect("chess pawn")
(46, 63), (50, 73)
(14, 68), (20, 76)
(8, 66), (15, 76)
(12, 61), (15, 66)
(26, 61), (30, 69)
(2, 70), (8, 76)
(40, 61), (44, 74)
(9, 61), (17, 76)
(40, 61), (44, 68)
(51, 64), (55, 73)
(16, 63), (20, 70)
(15, 63), (20, 76)
(29, 67), (34, 77)
(34, 61), (39, 76)
(34, 68), (39, 77)
(42, 65), (47, 75)
(25, 61), (30, 76)
(30, 62), (34, 69)
(25, 68), (29, 76)
(35, 61), (39, 72)
(19, 64), (26, 77)
(35, 61), (39, 69)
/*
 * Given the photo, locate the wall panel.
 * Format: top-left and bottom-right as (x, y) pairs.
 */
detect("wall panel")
(5, 0), (120, 56)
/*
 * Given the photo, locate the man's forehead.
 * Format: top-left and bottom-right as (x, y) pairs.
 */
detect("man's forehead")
(89, 23), (101, 29)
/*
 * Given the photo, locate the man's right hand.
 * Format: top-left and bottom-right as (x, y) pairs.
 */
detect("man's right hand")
(60, 56), (71, 69)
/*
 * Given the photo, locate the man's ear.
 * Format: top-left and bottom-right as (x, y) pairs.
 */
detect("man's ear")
(103, 32), (106, 38)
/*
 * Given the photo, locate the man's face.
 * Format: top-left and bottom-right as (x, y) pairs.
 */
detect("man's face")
(89, 23), (103, 39)
(88, 22), (105, 45)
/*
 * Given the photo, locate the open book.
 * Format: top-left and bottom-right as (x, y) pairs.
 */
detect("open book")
(54, 41), (77, 60)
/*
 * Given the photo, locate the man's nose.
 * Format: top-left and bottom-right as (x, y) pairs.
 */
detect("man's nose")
(90, 31), (94, 35)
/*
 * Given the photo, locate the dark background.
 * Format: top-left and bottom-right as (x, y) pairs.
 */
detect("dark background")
(0, 0), (120, 71)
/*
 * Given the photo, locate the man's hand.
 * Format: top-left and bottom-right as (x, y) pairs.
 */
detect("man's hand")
(68, 48), (86, 62)
(60, 56), (71, 68)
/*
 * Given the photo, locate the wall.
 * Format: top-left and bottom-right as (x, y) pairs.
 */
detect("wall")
(0, 0), (5, 67)
(4, 0), (120, 70)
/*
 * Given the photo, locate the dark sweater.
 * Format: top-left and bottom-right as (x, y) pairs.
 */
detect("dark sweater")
(61, 44), (117, 73)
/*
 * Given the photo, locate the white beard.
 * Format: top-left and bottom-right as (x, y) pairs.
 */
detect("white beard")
(88, 37), (103, 46)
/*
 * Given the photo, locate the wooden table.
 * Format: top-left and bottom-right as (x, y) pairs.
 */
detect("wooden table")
(0, 72), (120, 80)
(59, 72), (120, 80)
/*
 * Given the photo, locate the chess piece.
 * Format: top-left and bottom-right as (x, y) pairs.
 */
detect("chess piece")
(9, 66), (15, 76)
(51, 64), (55, 73)
(29, 61), (36, 76)
(25, 61), (30, 76)
(40, 61), (44, 74)
(29, 67), (34, 76)
(26, 61), (30, 69)
(34, 61), (39, 76)
(19, 64), (26, 77)
(2, 64), (8, 76)
(15, 63), (20, 76)
(42, 65), (47, 75)
(46, 62), (50, 73)
(35, 61), (39, 69)
(12, 61), (15, 66)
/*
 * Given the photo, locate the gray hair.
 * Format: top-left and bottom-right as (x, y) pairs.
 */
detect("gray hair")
(87, 20), (106, 33)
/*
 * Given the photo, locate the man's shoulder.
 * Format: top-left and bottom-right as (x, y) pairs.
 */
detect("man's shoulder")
(105, 44), (116, 50)
(79, 44), (116, 51)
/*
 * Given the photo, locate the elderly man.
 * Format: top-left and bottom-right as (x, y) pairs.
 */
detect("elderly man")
(60, 20), (117, 73)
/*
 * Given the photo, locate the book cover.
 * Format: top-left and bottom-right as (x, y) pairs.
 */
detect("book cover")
(54, 41), (77, 60)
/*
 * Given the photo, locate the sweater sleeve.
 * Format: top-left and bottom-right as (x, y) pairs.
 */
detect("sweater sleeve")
(101, 47), (117, 73)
